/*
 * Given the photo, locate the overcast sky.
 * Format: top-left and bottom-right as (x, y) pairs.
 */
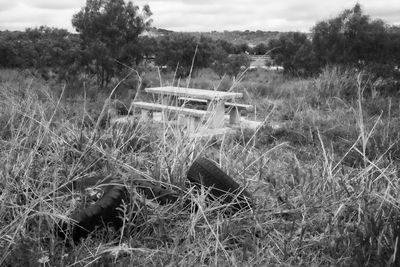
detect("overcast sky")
(0, 0), (399, 32)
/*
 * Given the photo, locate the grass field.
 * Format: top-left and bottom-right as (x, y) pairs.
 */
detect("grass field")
(1, 67), (400, 266)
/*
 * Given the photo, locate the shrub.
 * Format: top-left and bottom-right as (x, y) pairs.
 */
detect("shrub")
(312, 66), (358, 103)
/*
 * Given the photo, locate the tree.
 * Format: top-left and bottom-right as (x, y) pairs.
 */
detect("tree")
(216, 39), (235, 54)
(137, 36), (157, 62)
(0, 31), (20, 68)
(72, 0), (152, 87)
(233, 43), (250, 54)
(268, 32), (317, 76)
(225, 54), (250, 77)
(388, 26), (400, 67)
(311, 3), (400, 93)
(155, 34), (197, 76)
(253, 43), (268, 55)
(211, 53), (250, 78)
(155, 34), (218, 77)
(312, 3), (390, 67)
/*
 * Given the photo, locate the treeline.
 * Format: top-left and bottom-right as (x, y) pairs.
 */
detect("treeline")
(149, 34), (258, 77)
(0, 28), (77, 74)
(0, 0), (271, 86)
(0, 27), (254, 83)
(185, 30), (280, 45)
(0, 0), (153, 88)
(267, 4), (400, 86)
(0, 1), (399, 93)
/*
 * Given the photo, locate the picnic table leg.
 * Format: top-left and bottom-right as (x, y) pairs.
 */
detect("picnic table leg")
(229, 107), (241, 125)
(208, 100), (225, 129)
(140, 109), (153, 122)
(161, 95), (169, 105)
(186, 116), (200, 132)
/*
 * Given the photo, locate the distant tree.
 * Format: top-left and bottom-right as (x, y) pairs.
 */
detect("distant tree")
(225, 53), (250, 77)
(196, 36), (220, 69)
(0, 27), (79, 74)
(312, 3), (390, 67)
(388, 26), (400, 67)
(268, 32), (317, 75)
(210, 45), (229, 78)
(0, 31), (20, 68)
(155, 34), (217, 77)
(253, 43), (268, 55)
(155, 34), (197, 76)
(72, 0), (152, 87)
(233, 43), (250, 54)
(212, 53), (250, 78)
(216, 39), (235, 54)
(0, 31), (36, 68)
(25, 27), (74, 71)
(138, 36), (157, 61)
(312, 3), (400, 93)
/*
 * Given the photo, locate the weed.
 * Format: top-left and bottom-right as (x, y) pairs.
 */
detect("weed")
(1, 68), (400, 266)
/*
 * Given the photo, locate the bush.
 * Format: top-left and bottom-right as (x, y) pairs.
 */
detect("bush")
(312, 66), (358, 102)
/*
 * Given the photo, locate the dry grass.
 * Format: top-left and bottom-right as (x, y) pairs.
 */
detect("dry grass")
(1, 68), (400, 266)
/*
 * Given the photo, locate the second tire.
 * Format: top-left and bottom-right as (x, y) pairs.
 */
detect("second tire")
(187, 157), (253, 212)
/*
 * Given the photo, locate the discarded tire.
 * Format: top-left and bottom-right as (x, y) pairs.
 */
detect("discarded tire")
(133, 179), (180, 205)
(187, 157), (253, 212)
(57, 184), (130, 244)
(56, 157), (253, 245)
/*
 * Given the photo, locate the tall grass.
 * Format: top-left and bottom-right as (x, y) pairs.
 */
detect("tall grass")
(1, 68), (400, 266)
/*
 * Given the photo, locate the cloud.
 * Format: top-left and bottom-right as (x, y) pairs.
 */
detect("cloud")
(34, 1), (85, 10)
(0, 3), (78, 31)
(24, 0), (85, 10)
(0, 0), (18, 12)
(0, 0), (398, 32)
(136, 0), (400, 32)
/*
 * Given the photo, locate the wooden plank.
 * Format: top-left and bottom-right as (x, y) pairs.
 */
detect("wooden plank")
(146, 86), (242, 101)
(133, 101), (209, 117)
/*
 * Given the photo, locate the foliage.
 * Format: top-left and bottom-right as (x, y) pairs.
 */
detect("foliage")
(216, 53), (250, 78)
(155, 33), (200, 77)
(72, 0), (152, 87)
(1, 2), (400, 95)
(215, 39), (236, 54)
(155, 34), (242, 78)
(0, 27), (80, 77)
(3, 69), (400, 266)
(312, 65), (358, 102)
(311, 3), (400, 90)
(264, 3), (400, 88)
(268, 32), (318, 76)
(312, 4), (389, 66)
(185, 29), (280, 45)
(138, 36), (157, 60)
(253, 42), (269, 55)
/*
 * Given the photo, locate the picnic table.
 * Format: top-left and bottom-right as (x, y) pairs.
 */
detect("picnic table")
(146, 86), (242, 128)
(132, 86), (252, 131)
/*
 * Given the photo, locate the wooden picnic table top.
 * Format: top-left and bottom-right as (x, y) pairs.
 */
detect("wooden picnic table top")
(145, 86), (242, 101)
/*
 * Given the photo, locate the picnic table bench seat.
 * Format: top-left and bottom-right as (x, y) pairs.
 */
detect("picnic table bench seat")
(177, 97), (254, 112)
(132, 101), (211, 131)
(133, 101), (210, 117)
